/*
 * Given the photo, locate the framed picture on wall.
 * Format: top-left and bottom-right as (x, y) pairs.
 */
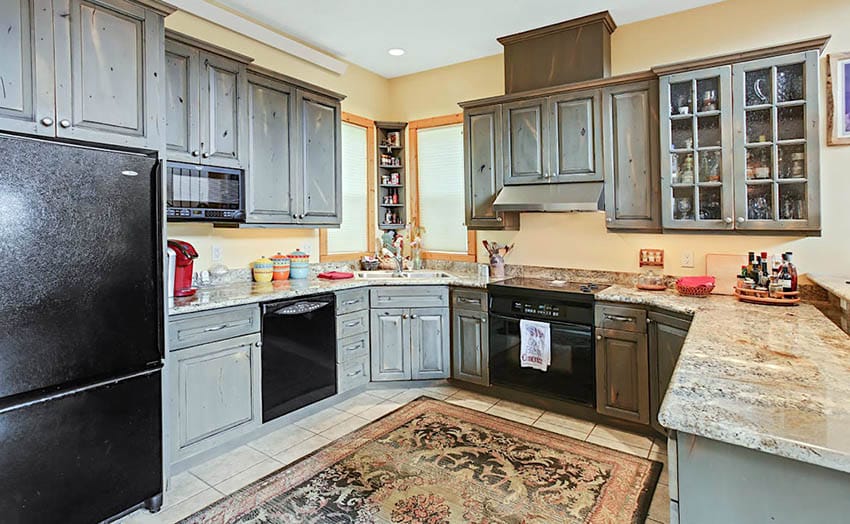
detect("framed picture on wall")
(827, 52), (850, 146)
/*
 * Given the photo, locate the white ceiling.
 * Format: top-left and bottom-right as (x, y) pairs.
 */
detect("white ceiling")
(213, 0), (724, 78)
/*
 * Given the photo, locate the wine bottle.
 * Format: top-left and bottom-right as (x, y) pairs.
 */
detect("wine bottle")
(785, 252), (798, 292)
(779, 253), (793, 292)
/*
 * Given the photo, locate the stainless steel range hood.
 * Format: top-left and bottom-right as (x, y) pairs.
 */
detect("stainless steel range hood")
(492, 183), (605, 213)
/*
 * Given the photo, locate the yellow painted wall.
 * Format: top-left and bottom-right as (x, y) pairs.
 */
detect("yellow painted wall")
(163, 12), (391, 268)
(388, 0), (850, 276)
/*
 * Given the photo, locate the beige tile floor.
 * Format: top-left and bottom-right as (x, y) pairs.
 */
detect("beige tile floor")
(118, 385), (669, 524)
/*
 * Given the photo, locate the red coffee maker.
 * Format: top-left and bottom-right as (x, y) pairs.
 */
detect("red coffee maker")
(167, 239), (198, 297)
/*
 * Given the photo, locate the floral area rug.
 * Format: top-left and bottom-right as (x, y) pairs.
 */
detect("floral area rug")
(182, 397), (661, 523)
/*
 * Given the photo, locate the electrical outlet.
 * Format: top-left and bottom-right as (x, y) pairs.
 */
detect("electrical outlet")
(680, 251), (694, 268)
(211, 244), (223, 264)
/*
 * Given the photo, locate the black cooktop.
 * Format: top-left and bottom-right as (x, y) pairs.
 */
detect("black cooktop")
(489, 278), (611, 295)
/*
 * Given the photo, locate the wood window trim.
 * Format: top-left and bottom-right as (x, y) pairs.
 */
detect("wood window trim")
(319, 112), (376, 262)
(408, 113), (477, 262)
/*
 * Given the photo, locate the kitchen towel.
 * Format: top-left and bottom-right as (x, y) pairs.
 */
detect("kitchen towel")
(317, 271), (355, 280)
(519, 319), (551, 372)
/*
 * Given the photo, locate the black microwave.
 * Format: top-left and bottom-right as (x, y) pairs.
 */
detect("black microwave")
(166, 162), (245, 222)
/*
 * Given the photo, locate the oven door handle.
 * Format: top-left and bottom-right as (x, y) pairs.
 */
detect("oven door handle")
(488, 313), (592, 336)
(266, 300), (333, 316)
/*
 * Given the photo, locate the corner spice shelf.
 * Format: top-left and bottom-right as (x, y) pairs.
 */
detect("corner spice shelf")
(376, 121), (408, 231)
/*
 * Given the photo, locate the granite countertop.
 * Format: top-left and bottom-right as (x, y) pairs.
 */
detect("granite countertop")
(808, 274), (850, 304)
(597, 285), (850, 474)
(169, 273), (492, 315)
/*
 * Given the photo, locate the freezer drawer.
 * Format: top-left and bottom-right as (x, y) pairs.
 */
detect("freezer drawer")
(0, 370), (162, 523)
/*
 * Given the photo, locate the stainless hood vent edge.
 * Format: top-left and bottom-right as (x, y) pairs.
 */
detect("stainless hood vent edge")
(492, 183), (605, 213)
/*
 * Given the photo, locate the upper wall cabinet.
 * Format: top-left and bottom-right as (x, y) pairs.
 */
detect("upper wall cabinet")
(660, 49), (821, 233)
(502, 89), (602, 185)
(165, 32), (250, 168)
(0, 0), (169, 149)
(603, 80), (661, 231)
(295, 89), (341, 226)
(463, 104), (519, 230)
(244, 70), (295, 224)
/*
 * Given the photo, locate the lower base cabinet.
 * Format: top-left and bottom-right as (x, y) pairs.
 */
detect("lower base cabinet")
(371, 307), (449, 381)
(595, 327), (650, 424)
(168, 328), (262, 464)
(451, 289), (489, 386)
(649, 311), (691, 434)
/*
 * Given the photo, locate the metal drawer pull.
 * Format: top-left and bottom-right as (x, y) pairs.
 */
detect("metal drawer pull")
(343, 299), (361, 305)
(605, 315), (635, 323)
(459, 298), (481, 304)
(347, 369), (363, 377)
(203, 324), (228, 332)
(345, 342), (363, 351)
(344, 320), (361, 327)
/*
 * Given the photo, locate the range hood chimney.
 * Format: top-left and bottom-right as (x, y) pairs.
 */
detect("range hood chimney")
(499, 11), (616, 94)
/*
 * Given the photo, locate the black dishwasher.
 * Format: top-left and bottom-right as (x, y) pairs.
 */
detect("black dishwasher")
(261, 294), (337, 422)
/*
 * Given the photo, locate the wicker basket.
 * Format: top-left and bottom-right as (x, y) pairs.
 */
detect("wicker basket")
(675, 277), (716, 297)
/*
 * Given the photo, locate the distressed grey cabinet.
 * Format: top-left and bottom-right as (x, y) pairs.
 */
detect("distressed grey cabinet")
(549, 89), (603, 182)
(169, 332), (261, 463)
(596, 327), (649, 424)
(410, 308), (450, 380)
(244, 70), (296, 224)
(463, 104), (519, 230)
(502, 98), (548, 184)
(660, 66), (735, 230)
(648, 311), (691, 434)
(0, 0), (168, 148)
(732, 51), (820, 232)
(370, 309), (410, 381)
(0, 0), (54, 137)
(603, 80), (661, 231)
(451, 289), (489, 386)
(165, 32), (250, 168)
(295, 89), (342, 226)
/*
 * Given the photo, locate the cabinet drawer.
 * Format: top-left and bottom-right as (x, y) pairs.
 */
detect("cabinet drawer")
(595, 304), (647, 334)
(336, 309), (369, 339)
(338, 355), (369, 393)
(370, 286), (449, 309)
(452, 288), (488, 312)
(169, 305), (261, 350)
(337, 332), (369, 364)
(336, 288), (369, 315)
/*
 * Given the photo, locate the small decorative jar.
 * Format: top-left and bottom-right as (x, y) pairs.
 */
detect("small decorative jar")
(288, 249), (310, 280)
(270, 252), (290, 280)
(252, 256), (274, 283)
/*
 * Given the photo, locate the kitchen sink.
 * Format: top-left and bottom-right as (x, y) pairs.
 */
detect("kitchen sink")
(353, 270), (452, 279)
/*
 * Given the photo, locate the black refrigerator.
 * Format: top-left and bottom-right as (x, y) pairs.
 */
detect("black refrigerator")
(0, 135), (164, 523)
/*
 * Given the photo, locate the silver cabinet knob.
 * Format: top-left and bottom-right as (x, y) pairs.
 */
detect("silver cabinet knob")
(59, 119), (71, 128)
(736, 217), (745, 224)
(606, 217), (613, 223)
(299, 214), (305, 219)
(402, 314), (409, 319)
(202, 152), (210, 158)
(410, 314), (418, 319)
(40, 117), (54, 127)
(481, 318), (487, 324)
(496, 216), (503, 222)
(724, 217), (733, 224)
(191, 150), (200, 157)
(255, 341), (262, 348)
(596, 335), (603, 341)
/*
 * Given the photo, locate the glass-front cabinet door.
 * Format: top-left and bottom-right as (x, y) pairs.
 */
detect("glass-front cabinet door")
(732, 51), (820, 231)
(660, 66), (735, 229)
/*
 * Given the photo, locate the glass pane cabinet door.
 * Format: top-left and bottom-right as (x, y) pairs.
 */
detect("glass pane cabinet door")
(733, 51), (820, 231)
(660, 66), (734, 229)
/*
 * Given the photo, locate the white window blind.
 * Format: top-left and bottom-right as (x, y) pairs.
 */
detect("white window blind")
(327, 122), (368, 254)
(417, 124), (467, 253)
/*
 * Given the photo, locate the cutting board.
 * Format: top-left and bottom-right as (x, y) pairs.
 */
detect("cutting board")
(706, 253), (747, 295)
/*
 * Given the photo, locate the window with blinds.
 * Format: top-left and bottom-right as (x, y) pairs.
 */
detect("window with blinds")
(326, 122), (368, 254)
(417, 124), (467, 253)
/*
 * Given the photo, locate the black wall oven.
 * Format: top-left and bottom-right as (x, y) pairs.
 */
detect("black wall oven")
(488, 281), (597, 407)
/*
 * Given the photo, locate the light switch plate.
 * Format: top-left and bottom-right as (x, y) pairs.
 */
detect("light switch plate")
(680, 251), (694, 268)
(211, 244), (223, 264)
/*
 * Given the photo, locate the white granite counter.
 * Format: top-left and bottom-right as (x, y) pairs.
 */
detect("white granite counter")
(597, 285), (850, 474)
(169, 273), (492, 315)
(809, 274), (850, 305)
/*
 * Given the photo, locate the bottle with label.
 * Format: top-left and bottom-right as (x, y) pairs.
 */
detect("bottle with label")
(784, 252), (798, 292)
(779, 253), (793, 292)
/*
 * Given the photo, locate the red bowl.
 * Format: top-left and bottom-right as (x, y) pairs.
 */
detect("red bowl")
(675, 276), (716, 297)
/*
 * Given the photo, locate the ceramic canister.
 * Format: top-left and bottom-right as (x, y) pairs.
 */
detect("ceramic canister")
(270, 252), (290, 280)
(252, 256), (274, 283)
(288, 249), (310, 280)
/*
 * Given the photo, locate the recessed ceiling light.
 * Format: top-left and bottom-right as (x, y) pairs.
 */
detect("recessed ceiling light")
(388, 48), (405, 56)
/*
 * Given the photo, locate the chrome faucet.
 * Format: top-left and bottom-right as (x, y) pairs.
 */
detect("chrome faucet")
(393, 253), (405, 277)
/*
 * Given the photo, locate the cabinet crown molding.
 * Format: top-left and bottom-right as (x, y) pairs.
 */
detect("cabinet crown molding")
(165, 29), (255, 64)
